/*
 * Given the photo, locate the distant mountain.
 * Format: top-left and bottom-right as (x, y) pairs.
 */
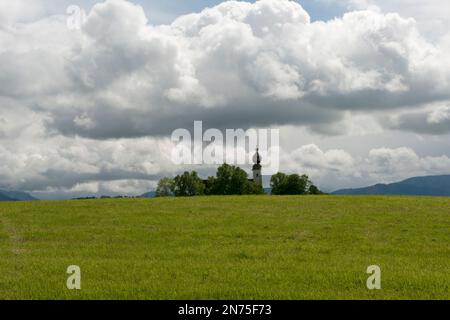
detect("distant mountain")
(0, 193), (17, 201)
(0, 190), (38, 202)
(333, 175), (450, 196)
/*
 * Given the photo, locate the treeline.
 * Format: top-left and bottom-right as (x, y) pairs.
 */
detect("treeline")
(156, 164), (323, 197)
(156, 164), (264, 197)
(270, 173), (323, 195)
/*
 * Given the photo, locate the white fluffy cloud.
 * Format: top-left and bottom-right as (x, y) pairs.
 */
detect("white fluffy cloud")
(2, 0), (449, 138)
(340, 0), (450, 39)
(282, 144), (450, 190)
(0, 0), (45, 27)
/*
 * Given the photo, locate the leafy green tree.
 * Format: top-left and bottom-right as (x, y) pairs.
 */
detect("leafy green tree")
(285, 174), (310, 195)
(172, 171), (205, 197)
(155, 177), (174, 197)
(204, 176), (216, 196)
(229, 166), (251, 195)
(284, 174), (301, 194)
(167, 164), (267, 197)
(271, 172), (318, 195)
(270, 172), (288, 195)
(213, 163), (234, 195)
(213, 164), (249, 195)
(210, 163), (264, 195)
(308, 184), (322, 195)
(244, 181), (265, 195)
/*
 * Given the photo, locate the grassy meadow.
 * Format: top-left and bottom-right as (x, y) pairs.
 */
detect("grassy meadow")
(0, 195), (448, 300)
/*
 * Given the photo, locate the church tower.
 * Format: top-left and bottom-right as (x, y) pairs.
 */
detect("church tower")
(252, 148), (262, 186)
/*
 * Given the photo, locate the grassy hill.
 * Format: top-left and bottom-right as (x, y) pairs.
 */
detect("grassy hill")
(0, 196), (448, 300)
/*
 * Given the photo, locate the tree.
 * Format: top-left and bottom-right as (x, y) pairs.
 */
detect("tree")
(285, 174), (310, 195)
(204, 176), (216, 196)
(164, 164), (267, 197)
(244, 181), (265, 195)
(284, 174), (303, 194)
(211, 163), (262, 195)
(213, 163), (234, 195)
(270, 172), (288, 195)
(155, 177), (174, 197)
(172, 171), (205, 197)
(308, 184), (322, 195)
(271, 172), (318, 195)
(229, 165), (251, 195)
(212, 164), (247, 195)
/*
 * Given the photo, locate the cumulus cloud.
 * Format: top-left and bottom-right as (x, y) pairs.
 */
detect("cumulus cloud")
(282, 144), (450, 191)
(0, 104), (177, 193)
(1, 0), (448, 139)
(340, 0), (450, 39)
(0, 0), (45, 27)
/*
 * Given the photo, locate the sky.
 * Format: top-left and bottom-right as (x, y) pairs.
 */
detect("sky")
(1, 0), (450, 199)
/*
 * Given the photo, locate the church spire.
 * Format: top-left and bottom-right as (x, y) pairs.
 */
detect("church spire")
(255, 148), (261, 164)
(252, 148), (262, 186)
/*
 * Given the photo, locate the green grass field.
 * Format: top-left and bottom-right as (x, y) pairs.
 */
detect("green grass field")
(0, 196), (448, 300)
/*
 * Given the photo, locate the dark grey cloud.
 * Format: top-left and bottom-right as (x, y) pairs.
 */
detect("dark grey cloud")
(44, 98), (343, 139)
(385, 104), (450, 135)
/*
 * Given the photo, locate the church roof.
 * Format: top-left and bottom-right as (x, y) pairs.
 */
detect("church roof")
(253, 148), (261, 165)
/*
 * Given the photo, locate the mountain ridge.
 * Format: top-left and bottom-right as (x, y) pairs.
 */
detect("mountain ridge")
(333, 174), (450, 196)
(0, 190), (38, 202)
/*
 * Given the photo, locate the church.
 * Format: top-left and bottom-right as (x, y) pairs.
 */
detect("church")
(201, 148), (263, 188)
(250, 148), (263, 186)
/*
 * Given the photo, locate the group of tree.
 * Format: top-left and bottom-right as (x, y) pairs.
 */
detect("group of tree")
(156, 164), (323, 197)
(270, 173), (323, 195)
(156, 164), (264, 197)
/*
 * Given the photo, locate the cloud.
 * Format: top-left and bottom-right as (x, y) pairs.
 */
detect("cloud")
(329, 0), (450, 42)
(1, 0), (448, 139)
(1, 0), (450, 196)
(282, 144), (450, 190)
(385, 103), (450, 135)
(0, 114), (177, 192)
(364, 147), (450, 180)
(0, 0), (45, 27)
